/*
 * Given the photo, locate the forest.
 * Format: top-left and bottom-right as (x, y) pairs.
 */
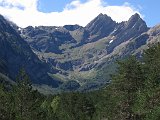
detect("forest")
(1, 44), (160, 120)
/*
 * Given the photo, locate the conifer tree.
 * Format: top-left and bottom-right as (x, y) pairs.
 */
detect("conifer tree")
(12, 68), (42, 120)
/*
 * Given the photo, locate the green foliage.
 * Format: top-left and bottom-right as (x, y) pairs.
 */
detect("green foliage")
(0, 82), (12, 120)
(1, 44), (160, 120)
(55, 92), (95, 120)
(0, 68), (48, 120)
(59, 80), (80, 91)
(51, 96), (60, 113)
(94, 44), (160, 120)
(12, 69), (41, 119)
(143, 44), (160, 87)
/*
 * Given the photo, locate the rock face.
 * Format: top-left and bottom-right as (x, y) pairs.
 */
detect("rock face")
(63, 24), (82, 31)
(85, 13), (117, 42)
(107, 13), (148, 54)
(1, 13), (160, 90)
(22, 26), (76, 54)
(0, 15), (61, 87)
(20, 13), (151, 75)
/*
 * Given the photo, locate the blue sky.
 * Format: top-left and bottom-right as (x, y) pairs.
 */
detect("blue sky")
(38, 0), (87, 12)
(0, 0), (159, 27)
(106, 0), (160, 27)
(38, 0), (160, 27)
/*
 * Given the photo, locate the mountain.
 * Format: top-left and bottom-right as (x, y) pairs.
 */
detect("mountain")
(0, 15), (61, 87)
(106, 13), (148, 54)
(21, 26), (76, 54)
(1, 13), (160, 92)
(85, 13), (117, 42)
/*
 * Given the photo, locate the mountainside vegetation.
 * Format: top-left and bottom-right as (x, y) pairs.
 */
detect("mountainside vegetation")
(1, 43), (160, 120)
(19, 13), (150, 90)
(0, 15), (61, 87)
(1, 13), (160, 91)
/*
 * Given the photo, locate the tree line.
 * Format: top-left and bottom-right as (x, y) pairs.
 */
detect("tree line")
(1, 44), (160, 120)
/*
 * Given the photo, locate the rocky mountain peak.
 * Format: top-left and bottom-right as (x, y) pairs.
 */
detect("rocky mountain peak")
(86, 13), (114, 29)
(125, 13), (148, 31)
(106, 13), (148, 54)
(96, 13), (112, 20)
(85, 13), (117, 42)
(129, 13), (141, 21)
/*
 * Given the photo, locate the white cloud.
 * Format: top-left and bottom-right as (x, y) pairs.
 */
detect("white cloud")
(0, 0), (38, 10)
(0, 0), (142, 28)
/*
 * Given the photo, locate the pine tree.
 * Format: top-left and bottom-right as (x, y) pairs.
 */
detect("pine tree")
(12, 68), (42, 120)
(0, 76), (15, 120)
(110, 56), (145, 119)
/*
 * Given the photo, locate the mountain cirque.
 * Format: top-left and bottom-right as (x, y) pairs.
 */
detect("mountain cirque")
(0, 13), (160, 91)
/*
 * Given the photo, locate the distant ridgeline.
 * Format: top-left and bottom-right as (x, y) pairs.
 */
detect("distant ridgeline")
(0, 13), (160, 92)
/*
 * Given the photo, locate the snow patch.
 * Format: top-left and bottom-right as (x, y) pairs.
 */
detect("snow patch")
(18, 27), (23, 34)
(18, 27), (21, 31)
(109, 40), (113, 44)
